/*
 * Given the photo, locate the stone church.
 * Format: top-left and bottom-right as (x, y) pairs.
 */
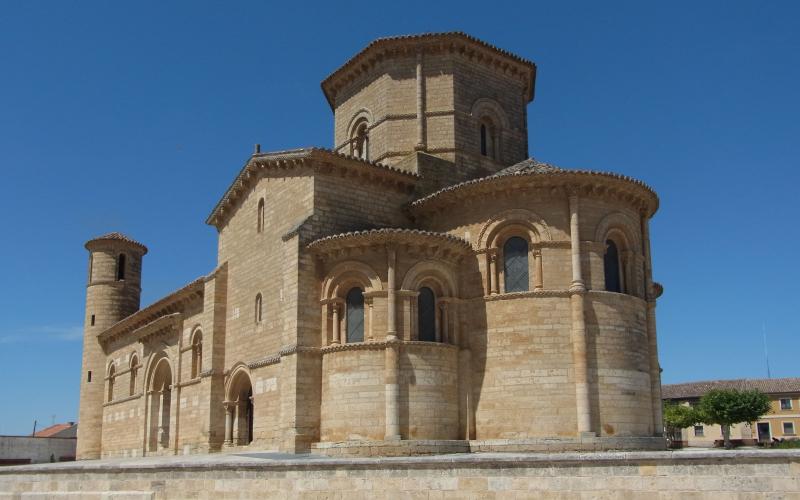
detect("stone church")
(77, 32), (664, 460)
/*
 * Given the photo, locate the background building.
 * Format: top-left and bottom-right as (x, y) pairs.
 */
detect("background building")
(663, 378), (800, 447)
(77, 32), (665, 459)
(0, 423), (76, 465)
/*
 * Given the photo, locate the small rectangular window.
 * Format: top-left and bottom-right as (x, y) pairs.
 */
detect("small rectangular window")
(780, 398), (792, 410)
(783, 422), (795, 435)
(90, 315), (95, 326)
(694, 425), (704, 437)
(87, 371), (92, 383)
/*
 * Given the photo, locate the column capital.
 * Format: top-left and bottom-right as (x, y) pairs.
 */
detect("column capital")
(569, 280), (587, 295)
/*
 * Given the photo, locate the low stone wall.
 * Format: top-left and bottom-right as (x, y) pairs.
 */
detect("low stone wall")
(0, 449), (798, 499)
(0, 436), (76, 465)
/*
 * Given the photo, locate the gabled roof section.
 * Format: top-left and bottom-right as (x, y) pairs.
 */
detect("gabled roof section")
(662, 378), (800, 400)
(85, 232), (148, 254)
(206, 147), (418, 229)
(321, 32), (537, 110)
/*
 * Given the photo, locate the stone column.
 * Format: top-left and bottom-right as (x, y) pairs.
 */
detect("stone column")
(387, 248), (397, 341)
(489, 252), (499, 295)
(367, 298), (374, 341)
(385, 246), (401, 440)
(533, 248), (544, 290)
(641, 212), (663, 436)
(385, 343), (401, 440)
(439, 302), (449, 344)
(458, 347), (474, 440)
(224, 402), (234, 445)
(331, 303), (341, 345)
(568, 191), (594, 436)
(415, 51), (426, 151)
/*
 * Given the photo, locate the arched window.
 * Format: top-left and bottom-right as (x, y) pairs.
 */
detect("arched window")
(191, 331), (202, 378)
(116, 253), (126, 281)
(256, 198), (265, 233)
(345, 287), (364, 343)
(107, 364), (116, 402)
(255, 294), (263, 323)
(129, 355), (138, 396)
(604, 239), (622, 293)
(503, 237), (529, 293)
(479, 119), (496, 159)
(351, 120), (369, 160)
(417, 287), (437, 342)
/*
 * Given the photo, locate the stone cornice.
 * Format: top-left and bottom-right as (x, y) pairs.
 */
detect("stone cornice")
(307, 228), (472, 261)
(205, 148), (418, 229)
(132, 313), (182, 344)
(320, 339), (457, 354)
(483, 290), (571, 301)
(321, 32), (536, 109)
(102, 393), (142, 407)
(411, 169), (659, 218)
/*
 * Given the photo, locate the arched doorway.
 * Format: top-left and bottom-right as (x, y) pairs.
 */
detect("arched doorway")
(226, 369), (254, 446)
(147, 357), (172, 452)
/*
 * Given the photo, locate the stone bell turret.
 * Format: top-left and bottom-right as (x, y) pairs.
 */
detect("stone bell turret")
(76, 232), (147, 460)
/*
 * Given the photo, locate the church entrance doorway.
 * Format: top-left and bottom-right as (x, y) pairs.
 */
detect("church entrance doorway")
(146, 357), (172, 453)
(226, 369), (254, 446)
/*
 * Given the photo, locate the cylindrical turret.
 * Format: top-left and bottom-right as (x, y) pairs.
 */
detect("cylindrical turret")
(77, 232), (147, 460)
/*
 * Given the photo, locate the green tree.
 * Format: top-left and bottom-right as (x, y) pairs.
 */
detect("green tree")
(663, 402), (701, 446)
(697, 389), (771, 449)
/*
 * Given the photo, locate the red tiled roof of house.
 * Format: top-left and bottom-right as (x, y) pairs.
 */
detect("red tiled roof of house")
(34, 422), (75, 437)
(662, 378), (800, 400)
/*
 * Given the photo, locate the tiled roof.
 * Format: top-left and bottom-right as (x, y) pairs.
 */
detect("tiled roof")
(662, 378), (800, 400)
(411, 157), (658, 211)
(85, 232), (148, 254)
(495, 158), (563, 175)
(34, 423), (76, 438)
(321, 32), (537, 109)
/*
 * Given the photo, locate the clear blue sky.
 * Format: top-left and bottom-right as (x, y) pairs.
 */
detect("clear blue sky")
(0, 1), (797, 435)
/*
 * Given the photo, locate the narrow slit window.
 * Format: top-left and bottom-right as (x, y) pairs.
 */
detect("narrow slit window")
(255, 293), (263, 323)
(87, 370), (92, 383)
(417, 287), (437, 342)
(90, 314), (95, 326)
(604, 240), (622, 293)
(346, 287), (364, 343)
(116, 254), (126, 281)
(257, 198), (265, 233)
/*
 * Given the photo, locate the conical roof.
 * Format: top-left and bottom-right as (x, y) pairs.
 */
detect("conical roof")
(85, 232), (148, 253)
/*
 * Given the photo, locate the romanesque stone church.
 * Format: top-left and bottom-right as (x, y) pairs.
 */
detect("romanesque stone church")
(77, 32), (664, 459)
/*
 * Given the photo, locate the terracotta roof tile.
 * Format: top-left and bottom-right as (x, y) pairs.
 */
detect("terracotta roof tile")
(411, 157), (658, 214)
(85, 232), (148, 254)
(662, 378), (800, 400)
(34, 423), (75, 437)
